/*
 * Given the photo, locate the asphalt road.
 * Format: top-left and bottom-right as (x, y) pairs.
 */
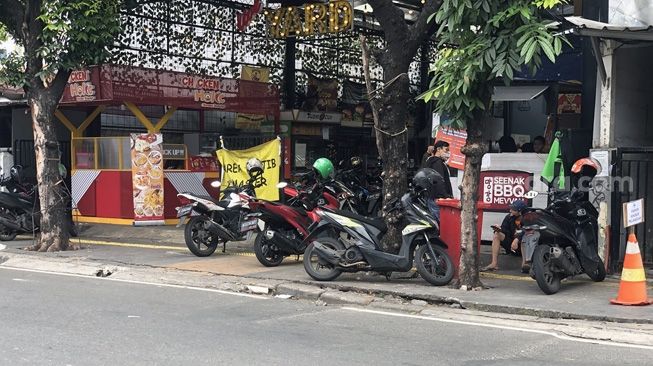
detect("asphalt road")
(0, 268), (650, 366)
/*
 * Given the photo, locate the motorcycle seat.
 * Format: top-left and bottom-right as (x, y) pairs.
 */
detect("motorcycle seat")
(330, 209), (387, 233)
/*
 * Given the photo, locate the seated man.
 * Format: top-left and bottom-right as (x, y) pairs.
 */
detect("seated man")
(481, 200), (529, 273)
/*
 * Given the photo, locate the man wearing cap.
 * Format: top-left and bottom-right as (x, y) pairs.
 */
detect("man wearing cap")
(481, 200), (529, 273)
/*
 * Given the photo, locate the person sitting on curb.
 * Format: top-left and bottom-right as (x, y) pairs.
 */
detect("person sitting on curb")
(481, 200), (528, 273)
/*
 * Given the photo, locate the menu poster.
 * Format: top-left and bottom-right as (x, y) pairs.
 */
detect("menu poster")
(189, 156), (219, 172)
(131, 133), (165, 225)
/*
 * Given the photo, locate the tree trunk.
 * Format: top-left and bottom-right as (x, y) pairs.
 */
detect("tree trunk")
(26, 88), (73, 252)
(456, 112), (488, 289)
(375, 69), (410, 252)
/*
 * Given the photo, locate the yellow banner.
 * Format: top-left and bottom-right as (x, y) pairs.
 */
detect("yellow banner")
(216, 139), (280, 201)
(241, 65), (269, 82)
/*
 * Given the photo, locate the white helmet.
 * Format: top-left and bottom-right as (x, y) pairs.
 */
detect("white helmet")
(246, 158), (263, 174)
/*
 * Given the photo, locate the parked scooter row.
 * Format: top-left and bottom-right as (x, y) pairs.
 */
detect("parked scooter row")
(177, 157), (455, 287)
(0, 165), (78, 241)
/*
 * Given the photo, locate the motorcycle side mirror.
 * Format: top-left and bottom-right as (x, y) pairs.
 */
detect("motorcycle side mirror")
(276, 182), (288, 189)
(210, 180), (221, 188)
(524, 191), (539, 199)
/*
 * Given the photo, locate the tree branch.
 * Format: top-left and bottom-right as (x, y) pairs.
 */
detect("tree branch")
(408, 0), (443, 48)
(369, 0), (409, 49)
(0, 0), (25, 41)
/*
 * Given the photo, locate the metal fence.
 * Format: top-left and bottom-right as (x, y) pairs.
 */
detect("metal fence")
(611, 147), (653, 270)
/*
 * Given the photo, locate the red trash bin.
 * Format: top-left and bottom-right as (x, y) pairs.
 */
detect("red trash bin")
(437, 199), (489, 278)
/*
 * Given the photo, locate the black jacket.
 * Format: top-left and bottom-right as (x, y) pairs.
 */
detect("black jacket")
(425, 156), (453, 198)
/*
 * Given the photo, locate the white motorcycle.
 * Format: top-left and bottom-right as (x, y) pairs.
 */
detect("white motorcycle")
(176, 181), (259, 257)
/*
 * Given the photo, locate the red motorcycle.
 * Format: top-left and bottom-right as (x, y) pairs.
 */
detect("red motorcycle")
(249, 182), (338, 267)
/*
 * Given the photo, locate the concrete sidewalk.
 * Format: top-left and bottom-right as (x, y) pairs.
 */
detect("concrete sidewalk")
(3, 224), (653, 325)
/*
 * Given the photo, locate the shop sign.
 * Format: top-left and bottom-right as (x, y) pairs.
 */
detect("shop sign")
(296, 111), (341, 124)
(292, 124), (322, 136)
(131, 133), (165, 224)
(162, 144), (186, 160)
(66, 69), (97, 102)
(557, 93), (581, 114)
(479, 170), (533, 211)
(435, 128), (467, 170)
(266, 1), (353, 39)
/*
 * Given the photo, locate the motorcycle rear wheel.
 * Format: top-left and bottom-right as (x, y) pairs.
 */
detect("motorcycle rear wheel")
(0, 211), (17, 241)
(184, 216), (219, 257)
(586, 257), (606, 282)
(415, 244), (454, 286)
(533, 244), (561, 295)
(303, 238), (343, 281)
(254, 232), (284, 267)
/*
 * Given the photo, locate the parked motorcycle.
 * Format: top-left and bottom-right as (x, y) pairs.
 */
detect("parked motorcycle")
(0, 166), (77, 241)
(520, 189), (606, 294)
(250, 181), (338, 267)
(176, 181), (259, 257)
(302, 187), (454, 286)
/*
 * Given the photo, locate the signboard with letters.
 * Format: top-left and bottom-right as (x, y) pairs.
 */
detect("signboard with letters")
(479, 170), (533, 211)
(266, 0), (354, 38)
(623, 198), (645, 228)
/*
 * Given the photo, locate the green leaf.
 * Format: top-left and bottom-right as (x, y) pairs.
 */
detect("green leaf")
(505, 65), (514, 80)
(540, 38), (557, 62)
(482, 0), (490, 13)
(554, 36), (562, 54)
(520, 7), (531, 20)
(524, 40), (538, 63)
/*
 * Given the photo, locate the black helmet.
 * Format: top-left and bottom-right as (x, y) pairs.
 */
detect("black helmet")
(10, 165), (23, 184)
(412, 168), (442, 199)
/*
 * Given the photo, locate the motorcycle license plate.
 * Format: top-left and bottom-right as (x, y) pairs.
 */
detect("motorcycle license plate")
(240, 219), (258, 232)
(176, 205), (193, 227)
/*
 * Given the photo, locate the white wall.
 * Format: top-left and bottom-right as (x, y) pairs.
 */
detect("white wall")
(612, 45), (653, 147)
(610, 0), (653, 26)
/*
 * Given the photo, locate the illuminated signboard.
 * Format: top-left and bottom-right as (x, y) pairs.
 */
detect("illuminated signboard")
(266, 1), (354, 38)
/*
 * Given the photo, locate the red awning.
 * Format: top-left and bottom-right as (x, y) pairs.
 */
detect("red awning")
(60, 65), (280, 116)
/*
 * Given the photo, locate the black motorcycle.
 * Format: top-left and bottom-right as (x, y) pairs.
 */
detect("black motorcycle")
(302, 189), (454, 286)
(0, 166), (77, 241)
(177, 180), (259, 257)
(520, 189), (606, 294)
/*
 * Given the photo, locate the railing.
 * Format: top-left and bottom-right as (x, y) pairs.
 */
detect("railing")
(72, 137), (187, 170)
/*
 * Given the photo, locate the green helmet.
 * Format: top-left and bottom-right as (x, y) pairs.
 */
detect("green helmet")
(312, 157), (334, 180)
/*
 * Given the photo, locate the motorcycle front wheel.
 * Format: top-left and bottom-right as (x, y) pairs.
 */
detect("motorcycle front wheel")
(415, 244), (454, 286)
(303, 238), (343, 281)
(533, 244), (561, 295)
(184, 216), (219, 257)
(254, 232), (284, 267)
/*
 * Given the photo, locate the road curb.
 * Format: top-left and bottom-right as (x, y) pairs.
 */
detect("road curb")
(1, 250), (651, 326)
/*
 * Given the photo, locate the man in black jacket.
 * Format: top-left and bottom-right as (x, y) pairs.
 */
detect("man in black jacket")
(424, 141), (453, 198)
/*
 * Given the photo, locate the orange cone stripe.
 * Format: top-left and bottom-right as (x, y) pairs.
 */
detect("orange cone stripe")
(623, 253), (644, 268)
(620, 267), (647, 282)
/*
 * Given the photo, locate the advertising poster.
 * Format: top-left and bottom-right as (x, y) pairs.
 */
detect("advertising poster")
(236, 65), (270, 129)
(479, 170), (533, 211)
(131, 133), (165, 225)
(435, 128), (467, 170)
(302, 74), (338, 112)
(216, 139), (281, 201)
(189, 156), (219, 172)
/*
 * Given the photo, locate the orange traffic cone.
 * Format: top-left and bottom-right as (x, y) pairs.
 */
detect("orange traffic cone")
(610, 233), (653, 306)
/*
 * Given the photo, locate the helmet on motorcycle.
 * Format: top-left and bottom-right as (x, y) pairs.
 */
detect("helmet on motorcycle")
(246, 158), (263, 175)
(350, 156), (362, 168)
(571, 157), (601, 177)
(571, 157), (601, 190)
(412, 168), (443, 199)
(9, 165), (23, 184)
(313, 157), (334, 180)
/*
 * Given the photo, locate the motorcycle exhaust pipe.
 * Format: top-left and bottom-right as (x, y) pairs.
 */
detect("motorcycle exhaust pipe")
(0, 216), (21, 231)
(206, 219), (238, 241)
(264, 230), (304, 253)
(312, 241), (341, 266)
(549, 246), (576, 274)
